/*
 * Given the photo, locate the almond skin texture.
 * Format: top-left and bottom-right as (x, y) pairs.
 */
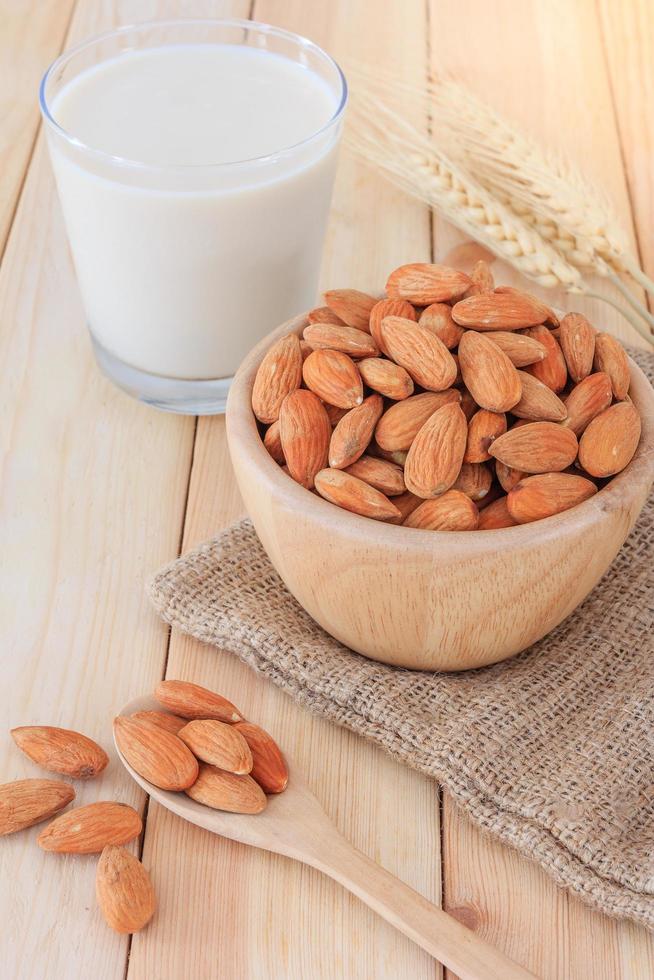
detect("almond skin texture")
(314, 469), (400, 521)
(489, 422), (578, 474)
(458, 331), (522, 412)
(578, 401), (641, 477)
(155, 680), (243, 723)
(386, 262), (471, 304)
(263, 420), (285, 464)
(465, 410), (507, 463)
(357, 357), (414, 400)
(323, 403), (349, 427)
(451, 287), (549, 330)
(418, 303), (464, 349)
(11, 726), (108, 780)
(186, 764), (267, 814)
(452, 462), (493, 501)
(593, 333), (630, 400)
(369, 298), (416, 354)
(404, 490), (479, 531)
(512, 371), (568, 421)
(234, 722), (289, 794)
(561, 372), (613, 436)
(380, 317), (457, 391)
(385, 490), (423, 525)
(477, 496), (518, 530)
(251, 333), (303, 424)
(495, 459), (525, 492)
(303, 322), (379, 358)
(307, 306), (345, 326)
(404, 402), (468, 498)
(323, 288), (377, 331)
(463, 259), (495, 297)
(329, 394), (383, 469)
(344, 455), (406, 496)
(459, 389), (478, 420)
(177, 720), (253, 775)
(524, 326), (568, 393)
(559, 312), (595, 382)
(375, 390), (460, 452)
(37, 801), (142, 853)
(485, 331), (547, 367)
(279, 389), (331, 489)
(507, 473), (597, 523)
(302, 349), (363, 409)
(114, 717), (199, 792)
(130, 711), (187, 736)
(96, 845), (156, 934)
(0, 779), (75, 835)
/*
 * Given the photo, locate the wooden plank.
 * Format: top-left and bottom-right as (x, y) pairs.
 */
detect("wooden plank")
(424, 1), (654, 976)
(598, 0), (654, 305)
(128, 2), (443, 978)
(0, 0), (75, 255)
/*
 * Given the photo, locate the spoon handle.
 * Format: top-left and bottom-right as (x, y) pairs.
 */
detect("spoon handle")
(304, 829), (537, 980)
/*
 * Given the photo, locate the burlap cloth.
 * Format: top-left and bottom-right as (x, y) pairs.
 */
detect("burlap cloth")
(150, 349), (654, 930)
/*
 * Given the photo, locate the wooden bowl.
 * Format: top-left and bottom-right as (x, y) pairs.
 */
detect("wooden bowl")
(226, 314), (654, 671)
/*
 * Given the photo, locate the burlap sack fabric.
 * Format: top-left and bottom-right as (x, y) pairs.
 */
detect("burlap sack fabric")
(149, 349), (654, 930)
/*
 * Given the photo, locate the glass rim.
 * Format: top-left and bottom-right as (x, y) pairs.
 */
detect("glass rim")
(39, 17), (348, 172)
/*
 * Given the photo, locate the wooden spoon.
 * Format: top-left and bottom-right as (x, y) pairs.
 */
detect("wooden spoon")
(116, 695), (535, 980)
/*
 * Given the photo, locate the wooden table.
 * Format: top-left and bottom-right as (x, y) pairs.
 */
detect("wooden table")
(1, 1), (652, 977)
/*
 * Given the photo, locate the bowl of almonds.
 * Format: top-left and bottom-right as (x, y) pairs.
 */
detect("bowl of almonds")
(226, 261), (654, 671)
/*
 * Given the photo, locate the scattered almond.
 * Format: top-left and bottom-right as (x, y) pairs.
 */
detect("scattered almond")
(263, 420), (285, 464)
(386, 262), (471, 304)
(186, 764), (267, 814)
(130, 711), (187, 736)
(323, 288), (377, 331)
(96, 845), (156, 934)
(114, 716), (199, 792)
(375, 390), (460, 452)
(344, 455), (406, 496)
(11, 726), (108, 780)
(155, 680), (243, 723)
(593, 332), (631, 400)
(578, 401), (641, 477)
(251, 333), (303, 424)
(464, 259), (495, 297)
(404, 402), (467, 498)
(307, 306), (345, 326)
(0, 779), (75, 835)
(495, 459), (525, 492)
(465, 410), (507, 463)
(512, 371), (567, 421)
(451, 287), (549, 330)
(314, 469), (400, 521)
(329, 394), (384, 469)
(357, 356), (414, 400)
(385, 490), (422, 525)
(458, 331), (522, 412)
(404, 490), (479, 531)
(178, 720), (253, 775)
(234, 722), (289, 794)
(489, 422), (578, 473)
(419, 303), (464, 349)
(507, 473), (597, 523)
(485, 331), (547, 367)
(524, 326), (568, 393)
(369, 298), (416, 354)
(303, 322), (378, 358)
(381, 317), (457, 391)
(561, 372), (613, 436)
(452, 462), (493, 501)
(477, 496), (518, 530)
(279, 389), (331, 489)
(37, 801), (142, 853)
(302, 349), (363, 409)
(559, 312), (595, 382)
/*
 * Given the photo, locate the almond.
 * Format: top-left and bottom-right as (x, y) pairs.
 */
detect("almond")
(381, 317), (457, 391)
(0, 779), (75, 835)
(329, 394), (383, 469)
(457, 331), (522, 412)
(451, 287), (550, 330)
(263, 420), (285, 464)
(314, 468), (400, 521)
(303, 322), (379, 358)
(578, 401), (641, 477)
(559, 312), (595, 382)
(485, 331), (547, 367)
(369, 298), (416, 354)
(561, 372), (613, 436)
(96, 845), (156, 934)
(512, 371), (567, 421)
(234, 722), (289, 794)
(465, 410), (507, 462)
(385, 490), (423, 525)
(459, 388), (478, 420)
(369, 442), (408, 467)
(593, 333), (630, 399)
(178, 720), (253, 774)
(375, 390), (461, 452)
(404, 490), (479, 530)
(323, 402), (349, 427)
(114, 717), (199, 791)
(489, 422), (578, 473)
(155, 680), (243, 723)
(463, 259), (495, 297)
(345, 455), (406, 496)
(130, 711), (187, 736)
(300, 340), (313, 362)
(37, 801), (142, 853)
(307, 306), (346, 326)
(357, 357), (414, 400)
(186, 764), (267, 814)
(477, 495), (517, 530)
(452, 462), (493, 501)
(507, 472), (597, 523)
(302, 349), (363, 409)
(324, 288), (377, 331)
(11, 726), (108, 780)
(495, 459), (525, 492)
(418, 303), (464, 349)
(251, 333), (303, 424)
(280, 389), (331, 488)
(524, 326), (568, 392)
(386, 262), (471, 304)
(404, 402), (467, 498)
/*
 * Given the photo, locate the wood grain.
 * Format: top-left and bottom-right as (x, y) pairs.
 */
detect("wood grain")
(0, 0), (75, 254)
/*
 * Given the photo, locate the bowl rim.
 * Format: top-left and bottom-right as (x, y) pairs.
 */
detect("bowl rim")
(226, 312), (654, 553)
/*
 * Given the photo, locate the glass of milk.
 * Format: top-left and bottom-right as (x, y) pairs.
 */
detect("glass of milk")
(40, 20), (347, 414)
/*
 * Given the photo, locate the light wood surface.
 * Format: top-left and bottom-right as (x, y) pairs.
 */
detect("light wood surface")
(0, 1), (652, 979)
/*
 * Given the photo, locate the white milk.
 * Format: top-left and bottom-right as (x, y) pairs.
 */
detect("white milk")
(47, 43), (341, 380)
